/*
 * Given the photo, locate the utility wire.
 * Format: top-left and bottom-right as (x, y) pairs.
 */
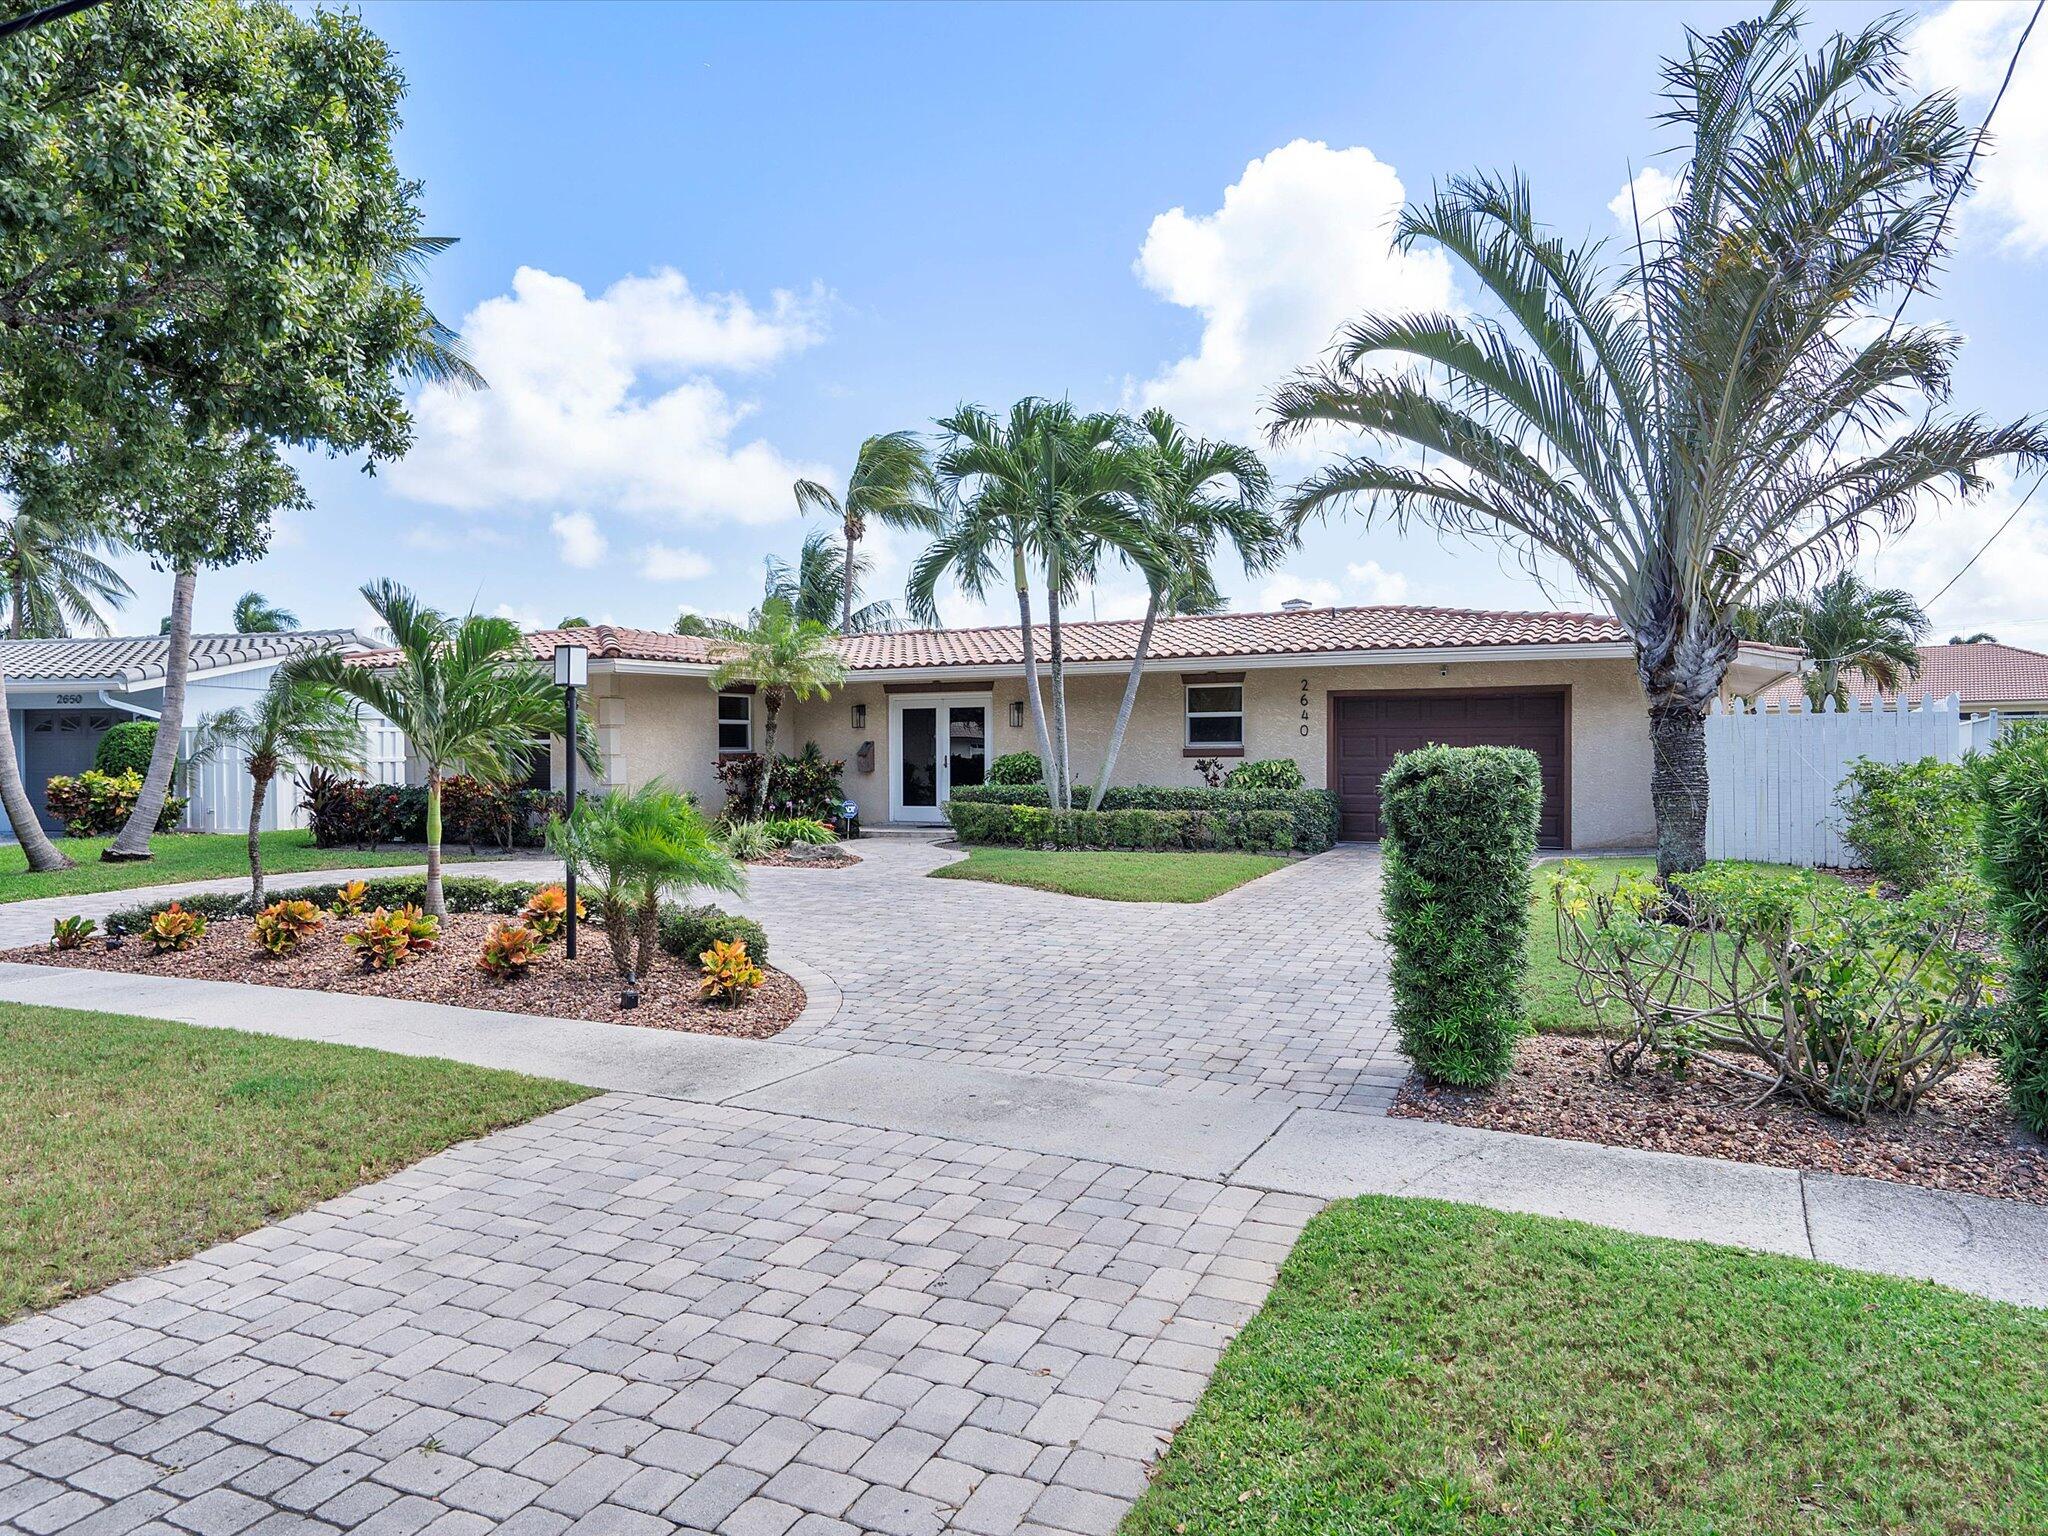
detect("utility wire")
(0, 0), (103, 40)
(1924, 469), (2048, 609)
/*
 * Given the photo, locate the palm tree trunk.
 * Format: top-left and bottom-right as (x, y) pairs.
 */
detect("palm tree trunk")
(0, 668), (73, 870)
(1045, 566), (1072, 811)
(1008, 546), (1057, 804)
(1648, 702), (1710, 879)
(1089, 592), (1159, 810)
(9, 574), (23, 640)
(424, 774), (446, 918)
(634, 889), (658, 981)
(247, 776), (269, 907)
(754, 691), (782, 817)
(843, 521), (858, 635)
(106, 565), (196, 860)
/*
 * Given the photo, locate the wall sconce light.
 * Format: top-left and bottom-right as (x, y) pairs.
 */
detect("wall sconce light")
(1009, 700), (1024, 728)
(851, 702), (867, 730)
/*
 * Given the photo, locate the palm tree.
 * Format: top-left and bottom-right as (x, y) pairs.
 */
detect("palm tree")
(764, 527), (899, 633)
(1090, 410), (1283, 806)
(673, 612), (722, 639)
(189, 656), (364, 905)
(792, 431), (940, 633)
(916, 400), (1144, 808)
(1268, 4), (2048, 877)
(1950, 632), (1997, 645)
(547, 780), (743, 983)
(303, 579), (597, 916)
(707, 598), (846, 816)
(1741, 572), (1927, 709)
(231, 591), (298, 633)
(0, 501), (131, 640)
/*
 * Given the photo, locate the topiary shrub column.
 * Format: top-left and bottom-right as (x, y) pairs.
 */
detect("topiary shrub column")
(1379, 743), (1542, 1086)
(93, 720), (158, 778)
(1973, 725), (2048, 1137)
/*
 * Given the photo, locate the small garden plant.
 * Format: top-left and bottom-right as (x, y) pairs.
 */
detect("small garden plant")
(518, 884), (580, 945)
(762, 816), (835, 846)
(147, 903), (206, 953)
(252, 899), (325, 957)
(475, 922), (540, 980)
(1223, 757), (1305, 791)
(718, 820), (776, 860)
(49, 916), (97, 951)
(697, 937), (763, 1004)
(1837, 756), (1978, 891)
(345, 904), (440, 970)
(328, 879), (370, 918)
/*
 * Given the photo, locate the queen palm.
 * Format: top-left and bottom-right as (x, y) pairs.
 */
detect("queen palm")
(707, 598), (846, 816)
(1269, 3), (2048, 876)
(0, 500), (131, 641)
(1741, 572), (1927, 709)
(764, 527), (899, 633)
(792, 431), (939, 633)
(189, 656), (364, 905)
(1089, 410), (1284, 806)
(232, 591), (298, 633)
(914, 400), (1144, 808)
(304, 579), (597, 917)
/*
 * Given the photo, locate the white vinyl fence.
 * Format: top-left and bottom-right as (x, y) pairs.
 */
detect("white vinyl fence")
(1706, 692), (1974, 867)
(177, 709), (411, 835)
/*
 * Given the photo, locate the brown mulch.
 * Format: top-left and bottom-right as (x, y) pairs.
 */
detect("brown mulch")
(747, 848), (861, 869)
(11, 913), (803, 1038)
(1394, 1034), (2048, 1206)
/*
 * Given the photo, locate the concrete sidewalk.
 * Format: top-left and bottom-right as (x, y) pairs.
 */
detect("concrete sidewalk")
(2, 961), (2040, 1309)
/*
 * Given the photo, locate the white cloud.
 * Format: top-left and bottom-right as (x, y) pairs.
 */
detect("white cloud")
(1256, 557), (1423, 613)
(1133, 140), (1456, 446)
(1863, 471), (2048, 640)
(1259, 576), (1342, 609)
(640, 543), (713, 582)
(390, 266), (833, 523)
(1913, 2), (2048, 254)
(1345, 559), (1411, 605)
(1608, 164), (1682, 242)
(550, 511), (607, 569)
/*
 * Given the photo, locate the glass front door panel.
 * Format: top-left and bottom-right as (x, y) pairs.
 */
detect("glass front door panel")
(948, 706), (987, 792)
(902, 706), (939, 808)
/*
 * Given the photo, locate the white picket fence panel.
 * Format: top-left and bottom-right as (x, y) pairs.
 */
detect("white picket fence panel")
(1706, 692), (1973, 867)
(177, 707), (411, 835)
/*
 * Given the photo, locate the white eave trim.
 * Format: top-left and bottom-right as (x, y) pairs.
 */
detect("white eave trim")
(837, 642), (1646, 681)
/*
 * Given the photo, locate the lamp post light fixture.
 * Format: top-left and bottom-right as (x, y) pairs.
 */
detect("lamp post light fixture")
(554, 642), (589, 959)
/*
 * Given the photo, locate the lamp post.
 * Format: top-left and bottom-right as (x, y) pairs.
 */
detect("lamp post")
(554, 643), (589, 958)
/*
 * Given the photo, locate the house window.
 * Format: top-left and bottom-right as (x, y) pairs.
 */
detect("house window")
(1185, 683), (1244, 748)
(717, 693), (753, 754)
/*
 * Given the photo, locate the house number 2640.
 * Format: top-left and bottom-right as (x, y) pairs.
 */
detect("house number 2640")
(1299, 679), (1311, 737)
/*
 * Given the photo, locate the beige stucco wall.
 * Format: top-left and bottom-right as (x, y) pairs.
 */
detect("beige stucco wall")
(594, 657), (1661, 848)
(550, 670), (728, 809)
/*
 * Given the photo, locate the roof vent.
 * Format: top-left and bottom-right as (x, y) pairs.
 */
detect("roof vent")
(1279, 598), (1314, 611)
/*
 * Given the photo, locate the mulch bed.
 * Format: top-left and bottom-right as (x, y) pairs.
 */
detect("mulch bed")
(1395, 1034), (2048, 1206)
(747, 848), (861, 870)
(9, 913), (803, 1039)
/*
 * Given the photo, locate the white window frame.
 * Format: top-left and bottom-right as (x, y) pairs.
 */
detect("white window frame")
(716, 692), (753, 756)
(1184, 681), (1244, 749)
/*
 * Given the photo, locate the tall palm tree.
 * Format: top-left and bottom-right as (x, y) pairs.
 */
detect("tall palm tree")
(0, 501), (131, 640)
(763, 527), (899, 633)
(706, 598), (847, 816)
(303, 580), (597, 917)
(1950, 632), (1997, 645)
(1740, 572), (1927, 709)
(1090, 410), (1284, 806)
(1269, 3), (2048, 876)
(673, 612), (721, 639)
(189, 656), (364, 905)
(231, 591), (298, 633)
(792, 431), (940, 633)
(916, 400), (1144, 808)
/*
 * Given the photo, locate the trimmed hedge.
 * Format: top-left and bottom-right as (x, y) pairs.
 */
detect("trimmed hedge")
(1973, 725), (2048, 1136)
(988, 751), (1043, 785)
(658, 903), (770, 967)
(949, 781), (1339, 852)
(1379, 744), (1541, 1087)
(947, 800), (1295, 853)
(93, 720), (158, 777)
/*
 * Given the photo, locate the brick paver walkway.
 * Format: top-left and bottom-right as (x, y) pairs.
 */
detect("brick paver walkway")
(0, 1097), (1317, 1536)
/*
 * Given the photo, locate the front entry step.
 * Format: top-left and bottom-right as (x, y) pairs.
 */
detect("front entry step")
(860, 823), (950, 840)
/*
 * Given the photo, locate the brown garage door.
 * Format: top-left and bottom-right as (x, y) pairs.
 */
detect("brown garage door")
(1329, 690), (1569, 846)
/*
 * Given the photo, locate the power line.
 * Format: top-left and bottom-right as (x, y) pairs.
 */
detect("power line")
(0, 0), (103, 40)
(1924, 469), (2048, 609)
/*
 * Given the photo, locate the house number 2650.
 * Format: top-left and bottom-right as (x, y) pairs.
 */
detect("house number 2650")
(1299, 679), (1311, 737)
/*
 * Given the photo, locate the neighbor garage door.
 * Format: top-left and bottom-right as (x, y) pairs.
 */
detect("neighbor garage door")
(1329, 690), (1569, 846)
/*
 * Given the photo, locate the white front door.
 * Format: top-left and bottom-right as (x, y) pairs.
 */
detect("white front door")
(889, 694), (991, 824)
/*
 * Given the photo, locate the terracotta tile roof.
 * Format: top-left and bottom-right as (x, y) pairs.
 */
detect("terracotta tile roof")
(0, 630), (364, 688)
(1755, 641), (2048, 709)
(832, 604), (1634, 669)
(348, 624), (731, 669)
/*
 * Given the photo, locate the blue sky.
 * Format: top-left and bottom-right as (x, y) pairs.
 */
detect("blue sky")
(139, 1), (2048, 644)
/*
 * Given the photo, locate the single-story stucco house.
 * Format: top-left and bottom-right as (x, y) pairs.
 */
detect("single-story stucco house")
(0, 630), (390, 837)
(496, 604), (1801, 850)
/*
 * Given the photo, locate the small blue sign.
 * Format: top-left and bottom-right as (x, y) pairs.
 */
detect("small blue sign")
(841, 800), (859, 819)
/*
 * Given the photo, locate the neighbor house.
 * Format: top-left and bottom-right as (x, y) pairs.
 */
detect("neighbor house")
(0, 630), (391, 837)
(492, 605), (1801, 850)
(1753, 639), (2048, 721)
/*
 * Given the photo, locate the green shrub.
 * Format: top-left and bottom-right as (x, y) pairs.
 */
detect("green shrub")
(1380, 744), (1542, 1086)
(949, 782), (1339, 852)
(1973, 726), (2048, 1136)
(92, 720), (157, 777)
(1224, 757), (1305, 791)
(763, 816), (835, 846)
(719, 820), (776, 859)
(103, 874), (544, 936)
(988, 751), (1043, 785)
(1837, 756), (1978, 890)
(657, 903), (770, 967)
(946, 801), (1295, 854)
(43, 769), (185, 837)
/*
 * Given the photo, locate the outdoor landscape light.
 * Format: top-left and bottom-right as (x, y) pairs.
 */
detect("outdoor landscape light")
(555, 642), (589, 958)
(553, 643), (589, 689)
(621, 974), (640, 1010)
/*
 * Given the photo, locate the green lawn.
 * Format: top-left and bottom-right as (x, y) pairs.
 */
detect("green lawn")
(931, 846), (1289, 902)
(1123, 1196), (2048, 1536)
(0, 1002), (591, 1323)
(0, 830), (479, 905)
